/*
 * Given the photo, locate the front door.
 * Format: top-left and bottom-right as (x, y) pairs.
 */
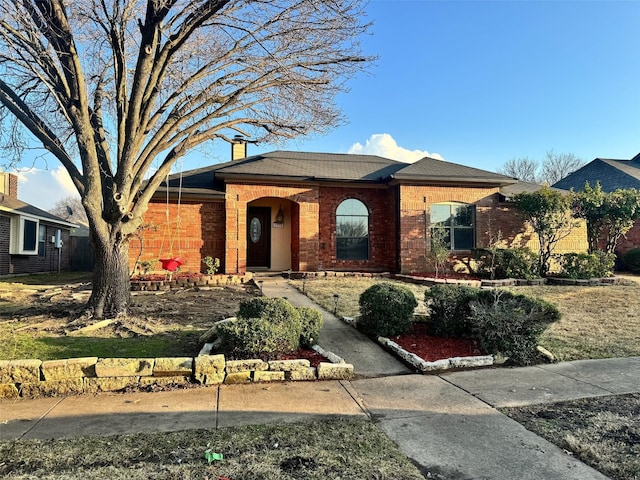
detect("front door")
(247, 207), (271, 268)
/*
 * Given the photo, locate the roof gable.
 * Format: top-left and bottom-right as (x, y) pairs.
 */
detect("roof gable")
(392, 156), (517, 186)
(553, 157), (640, 192)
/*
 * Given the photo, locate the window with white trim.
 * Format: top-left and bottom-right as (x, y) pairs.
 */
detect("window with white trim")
(10, 216), (40, 255)
(430, 202), (475, 250)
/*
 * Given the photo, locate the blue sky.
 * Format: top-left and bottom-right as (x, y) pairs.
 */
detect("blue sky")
(15, 0), (640, 210)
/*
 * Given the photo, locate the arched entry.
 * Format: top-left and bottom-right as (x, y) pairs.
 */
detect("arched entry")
(246, 198), (295, 271)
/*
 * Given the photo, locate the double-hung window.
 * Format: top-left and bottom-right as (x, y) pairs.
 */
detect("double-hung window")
(430, 202), (475, 250)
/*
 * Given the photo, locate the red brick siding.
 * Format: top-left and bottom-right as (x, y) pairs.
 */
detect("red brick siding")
(131, 200), (225, 274)
(398, 185), (501, 273)
(224, 183), (319, 274)
(599, 219), (640, 259)
(0, 173), (19, 199)
(318, 186), (397, 272)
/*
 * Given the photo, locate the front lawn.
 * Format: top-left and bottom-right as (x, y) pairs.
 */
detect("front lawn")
(291, 276), (640, 361)
(0, 419), (424, 480)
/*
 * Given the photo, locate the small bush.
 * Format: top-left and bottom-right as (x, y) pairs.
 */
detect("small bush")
(424, 284), (481, 337)
(469, 290), (561, 365)
(555, 251), (616, 279)
(358, 283), (418, 337)
(216, 316), (301, 359)
(238, 297), (300, 325)
(297, 306), (323, 347)
(623, 247), (640, 273)
(470, 248), (539, 279)
(217, 297), (303, 358)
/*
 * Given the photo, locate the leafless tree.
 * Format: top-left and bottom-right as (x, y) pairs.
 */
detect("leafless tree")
(498, 151), (585, 186)
(0, 0), (371, 317)
(498, 157), (540, 183)
(542, 150), (585, 186)
(49, 196), (88, 225)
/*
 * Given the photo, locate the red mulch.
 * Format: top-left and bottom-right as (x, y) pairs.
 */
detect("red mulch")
(391, 323), (483, 361)
(279, 348), (328, 368)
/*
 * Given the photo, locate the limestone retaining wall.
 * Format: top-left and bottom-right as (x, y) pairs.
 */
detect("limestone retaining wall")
(0, 350), (353, 399)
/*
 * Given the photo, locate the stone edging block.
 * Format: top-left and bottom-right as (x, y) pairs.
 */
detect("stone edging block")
(378, 337), (494, 373)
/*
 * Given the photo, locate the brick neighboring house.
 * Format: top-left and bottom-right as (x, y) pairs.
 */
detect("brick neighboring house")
(0, 173), (76, 275)
(132, 144), (587, 275)
(553, 153), (640, 257)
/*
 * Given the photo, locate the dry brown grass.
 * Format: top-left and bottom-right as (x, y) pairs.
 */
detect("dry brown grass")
(292, 276), (640, 361)
(503, 394), (640, 480)
(509, 284), (640, 360)
(0, 419), (425, 479)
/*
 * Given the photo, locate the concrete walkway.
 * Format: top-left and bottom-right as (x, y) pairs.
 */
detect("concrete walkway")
(257, 273), (410, 377)
(2, 274), (639, 479)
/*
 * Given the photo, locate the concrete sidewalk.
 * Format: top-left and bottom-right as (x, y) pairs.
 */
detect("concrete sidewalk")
(2, 357), (638, 479)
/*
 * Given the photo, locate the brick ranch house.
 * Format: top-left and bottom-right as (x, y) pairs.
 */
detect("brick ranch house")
(0, 173), (76, 275)
(132, 144), (587, 275)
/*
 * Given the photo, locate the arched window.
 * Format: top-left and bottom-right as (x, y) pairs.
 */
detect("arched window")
(430, 202), (475, 250)
(336, 199), (369, 260)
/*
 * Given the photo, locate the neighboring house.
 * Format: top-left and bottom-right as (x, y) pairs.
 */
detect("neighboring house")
(553, 153), (640, 257)
(0, 173), (76, 275)
(131, 142), (587, 275)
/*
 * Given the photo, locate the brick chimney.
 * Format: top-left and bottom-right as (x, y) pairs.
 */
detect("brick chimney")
(0, 173), (18, 199)
(231, 135), (247, 161)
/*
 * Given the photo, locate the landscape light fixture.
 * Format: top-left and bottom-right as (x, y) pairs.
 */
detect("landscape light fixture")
(333, 293), (340, 315)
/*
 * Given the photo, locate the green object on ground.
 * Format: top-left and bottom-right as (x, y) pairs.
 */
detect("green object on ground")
(205, 449), (224, 463)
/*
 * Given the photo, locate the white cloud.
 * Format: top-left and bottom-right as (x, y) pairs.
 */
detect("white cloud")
(15, 166), (79, 211)
(348, 133), (445, 163)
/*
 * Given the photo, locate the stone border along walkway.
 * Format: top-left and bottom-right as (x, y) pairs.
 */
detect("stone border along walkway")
(0, 346), (353, 399)
(339, 315), (494, 374)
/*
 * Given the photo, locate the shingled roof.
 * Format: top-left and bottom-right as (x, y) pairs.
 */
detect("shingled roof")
(164, 150), (516, 195)
(553, 154), (640, 192)
(0, 194), (76, 227)
(211, 151), (405, 183)
(392, 156), (517, 186)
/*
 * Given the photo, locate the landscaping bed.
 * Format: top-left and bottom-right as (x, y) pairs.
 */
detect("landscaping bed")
(389, 322), (482, 361)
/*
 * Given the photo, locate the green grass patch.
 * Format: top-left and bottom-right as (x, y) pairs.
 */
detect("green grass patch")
(0, 419), (424, 479)
(0, 328), (202, 360)
(0, 272), (92, 287)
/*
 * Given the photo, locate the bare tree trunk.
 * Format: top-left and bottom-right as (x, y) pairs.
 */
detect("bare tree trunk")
(87, 233), (131, 319)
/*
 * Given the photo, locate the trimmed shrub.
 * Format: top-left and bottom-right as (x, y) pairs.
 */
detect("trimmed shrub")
(424, 284), (482, 337)
(358, 282), (418, 337)
(216, 316), (301, 359)
(555, 251), (616, 279)
(469, 290), (561, 366)
(216, 297), (303, 358)
(238, 297), (301, 325)
(623, 247), (640, 273)
(297, 306), (323, 347)
(470, 248), (539, 280)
